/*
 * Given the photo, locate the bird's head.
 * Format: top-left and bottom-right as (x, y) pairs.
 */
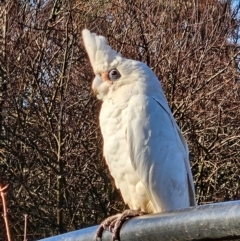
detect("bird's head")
(82, 29), (159, 100)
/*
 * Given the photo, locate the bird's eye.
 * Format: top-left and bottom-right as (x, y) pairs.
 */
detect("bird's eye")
(108, 69), (121, 80)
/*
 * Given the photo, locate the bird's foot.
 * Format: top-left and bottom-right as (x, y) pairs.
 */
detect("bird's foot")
(95, 209), (146, 241)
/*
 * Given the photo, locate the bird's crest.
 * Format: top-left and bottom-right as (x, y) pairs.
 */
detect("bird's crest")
(82, 29), (122, 74)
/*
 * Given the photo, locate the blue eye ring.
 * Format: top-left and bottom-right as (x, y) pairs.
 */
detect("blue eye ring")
(108, 69), (121, 80)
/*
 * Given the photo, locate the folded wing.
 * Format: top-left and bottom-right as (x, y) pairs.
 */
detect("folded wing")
(127, 94), (196, 212)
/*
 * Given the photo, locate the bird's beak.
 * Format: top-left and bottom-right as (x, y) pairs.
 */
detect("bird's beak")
(92, 75), (103, 93)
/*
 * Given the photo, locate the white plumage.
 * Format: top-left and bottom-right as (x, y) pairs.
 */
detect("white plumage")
(82, 29), (196, 215)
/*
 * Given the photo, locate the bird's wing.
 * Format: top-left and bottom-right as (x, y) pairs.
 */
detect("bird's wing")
(127, 94), (196, 212)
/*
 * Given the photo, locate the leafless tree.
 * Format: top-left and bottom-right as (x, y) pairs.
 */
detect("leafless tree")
(0, 0), (239, 240)
(0, 1), (124, 240)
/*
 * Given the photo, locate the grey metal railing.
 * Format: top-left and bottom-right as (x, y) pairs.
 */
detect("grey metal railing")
(38, 200), (240, 241)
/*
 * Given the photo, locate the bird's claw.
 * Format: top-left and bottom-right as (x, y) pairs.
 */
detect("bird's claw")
(95, 210), (146, 241)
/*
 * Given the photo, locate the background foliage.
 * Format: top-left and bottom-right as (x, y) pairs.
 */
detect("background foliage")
(0, 0), (240, 240)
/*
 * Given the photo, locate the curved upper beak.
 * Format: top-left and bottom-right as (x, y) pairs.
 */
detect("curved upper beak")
(92, 75), (103, 93)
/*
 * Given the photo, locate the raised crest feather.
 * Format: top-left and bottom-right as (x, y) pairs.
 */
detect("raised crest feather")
(82, 29), (122, 74)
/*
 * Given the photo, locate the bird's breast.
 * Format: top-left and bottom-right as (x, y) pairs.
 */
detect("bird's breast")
(99, 99), (155, 213)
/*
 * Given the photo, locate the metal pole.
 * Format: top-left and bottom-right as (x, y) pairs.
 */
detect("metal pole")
(39, 200), (240, 241)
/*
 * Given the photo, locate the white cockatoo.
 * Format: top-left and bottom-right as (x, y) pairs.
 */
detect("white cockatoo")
(82, 29), (196, 241)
